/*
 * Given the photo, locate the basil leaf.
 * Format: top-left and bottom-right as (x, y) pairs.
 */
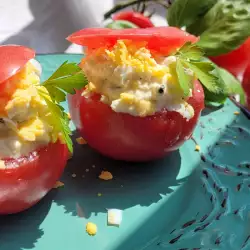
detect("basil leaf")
(105, 20), (138, 29)
(167, 0), (217, 28)
(188, 0), (250, 56)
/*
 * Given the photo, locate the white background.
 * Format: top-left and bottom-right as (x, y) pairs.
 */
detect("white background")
(0, 0), (167, 54)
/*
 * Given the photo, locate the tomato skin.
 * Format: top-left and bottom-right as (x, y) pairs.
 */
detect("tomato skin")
(210, 38), (250, 78)
(68, 81), (204, 162)
(0, 45), (35, 86)
(0, 141), (68, 214)
(67, 27), (198, 55)
(242, 63), (250, 110)
(113, 11), (154, 28)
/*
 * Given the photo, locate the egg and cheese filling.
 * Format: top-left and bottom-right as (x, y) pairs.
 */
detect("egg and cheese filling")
(0, 60), (59, 159)
(82, 40), (195, 119)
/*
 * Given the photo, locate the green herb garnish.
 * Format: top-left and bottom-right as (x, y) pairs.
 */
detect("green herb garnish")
(174, 42), (245, 104)
(38, 61), (88, 152)
(174, 42), (221, 98)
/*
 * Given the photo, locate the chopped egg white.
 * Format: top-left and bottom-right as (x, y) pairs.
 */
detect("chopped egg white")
(107, 209), (123, 226)
(82, 40), (194, 119)
(0, 60), (60, 159)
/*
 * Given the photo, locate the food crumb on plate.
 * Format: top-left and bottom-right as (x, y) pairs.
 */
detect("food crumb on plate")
(86, 222), (97, 236)
(53, 181), (64, 189)
(72, 173), (77, 178)
(97, 193), (102, 197)
(92, 164), (96, 168)
(234, 111), (240, 115)
(107, 209), (123, 226)
(85, 168), (89, 172)
(99, 171), (113, 180)
(195, 145), (201, 152)
(76, 137), (87, 145)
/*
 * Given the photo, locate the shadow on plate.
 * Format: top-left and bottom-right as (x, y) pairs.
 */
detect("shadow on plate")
(152, 111), (250, 250)
(0, 191), (56, 250)
(201, 104), (224, 116)
(53, 131), (184, 218)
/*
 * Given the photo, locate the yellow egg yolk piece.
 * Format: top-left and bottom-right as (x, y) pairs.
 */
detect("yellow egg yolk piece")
(0, 60), (61, 159)
(86, 222), (97, 236)
(82, 40), (194, 119)
(98, 171), (113, 181)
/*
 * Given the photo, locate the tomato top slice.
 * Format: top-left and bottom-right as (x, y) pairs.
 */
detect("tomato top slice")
(67, 27), (198, 55)
(0, 45), (35, 85)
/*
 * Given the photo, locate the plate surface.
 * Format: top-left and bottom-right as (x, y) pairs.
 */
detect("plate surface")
(1, 54), (250, 250)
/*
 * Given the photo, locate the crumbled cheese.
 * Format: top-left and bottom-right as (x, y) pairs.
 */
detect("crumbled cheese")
(53, 181), (64, 189)
(76, 137), (87, 145)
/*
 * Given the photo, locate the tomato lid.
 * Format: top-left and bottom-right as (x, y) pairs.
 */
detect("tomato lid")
(67, 27), (199, 55)
(0, 45), (35, 84)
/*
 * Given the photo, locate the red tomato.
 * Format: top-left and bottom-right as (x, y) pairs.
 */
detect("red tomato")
(113, 11), (154, 28)
(210, 38), (250, 78)
(0, 45), (35, 85)
(242, 62), (250, 110)
(67, 27), (203, 161)
(0, 45), (35, 114)
(67, 27), (198, 55)
(0, 141), (68, 214)
(68, 81), (204, 162)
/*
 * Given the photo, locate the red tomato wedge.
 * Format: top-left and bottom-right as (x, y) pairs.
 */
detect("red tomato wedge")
(113, 11), (154, 28)
(210, 38), (250, 78)
(68, 81), (204, 162)
(0, 45), (35, 85)
(242, 62), (250, 110)
(67, 27), (198, 55)
(0, 141), (68, 214)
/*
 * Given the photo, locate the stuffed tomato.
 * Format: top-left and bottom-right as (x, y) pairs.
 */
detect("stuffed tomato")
(0, 45), (69, 214)
(67, 27), (205, 162)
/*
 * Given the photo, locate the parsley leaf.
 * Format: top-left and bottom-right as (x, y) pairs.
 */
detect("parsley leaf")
(174, 43), (246, 105)
(175, 41), (204, 61)
(37, 61), (88, 152)
(174, 42), (223, 98)
(218, 67), (246, 105)
(185, 61), (222, 94)
(176, 58), (193, 97)
(39, 90), (73, 152)
(41, 61), (88, 102)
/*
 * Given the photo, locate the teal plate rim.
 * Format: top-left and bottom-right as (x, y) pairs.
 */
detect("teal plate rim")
(1, 54), (250, 250)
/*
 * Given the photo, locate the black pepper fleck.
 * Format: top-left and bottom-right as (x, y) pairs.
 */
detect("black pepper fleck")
(158, 87), (164, 94)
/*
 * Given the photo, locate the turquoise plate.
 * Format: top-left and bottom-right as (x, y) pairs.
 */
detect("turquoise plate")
(1, 54), (250, 250)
